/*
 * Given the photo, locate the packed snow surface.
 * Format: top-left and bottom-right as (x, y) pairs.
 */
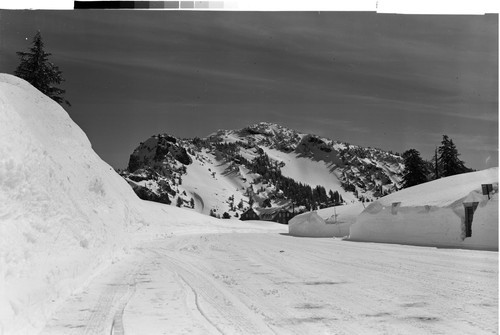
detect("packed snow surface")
(349, 168), (499, 250)
(0, 74), (497, 334)
(42, 234), (498, 335)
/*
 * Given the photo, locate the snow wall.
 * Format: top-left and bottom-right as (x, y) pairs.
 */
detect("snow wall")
(349, 168), (498, 251)
(0, 73), (150, 333)
(289, 203), (365, 237)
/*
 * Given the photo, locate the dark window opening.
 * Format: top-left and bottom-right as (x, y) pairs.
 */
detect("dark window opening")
(463, 202), (479, 238)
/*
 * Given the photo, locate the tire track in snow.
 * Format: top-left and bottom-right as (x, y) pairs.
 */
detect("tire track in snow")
(43, 233), (497, 335)
(160, 251), (276, 335)
(172, 234), (367, 334)
(110, 281), (136, 335)
(83, 281), (120, 335)
(176, 273), (224, 335)
(80, 260), (143, 335)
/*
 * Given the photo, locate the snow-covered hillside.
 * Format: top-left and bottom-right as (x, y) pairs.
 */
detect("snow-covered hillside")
(349, 168), (499, 250)
(211, 122), (404, 201)
(0, 74), (283, 334)
(121, 122), (404, 219)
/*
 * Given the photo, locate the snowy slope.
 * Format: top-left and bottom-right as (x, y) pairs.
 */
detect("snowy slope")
(0, 74), (284, 334)
(0, 73), (144, 333)
(122, 122), (404, 219)
(181, 149), (249, 217)
(261, 147), (356, 202)
(214, 123), (403, 202)
(349, 168), (499, 250)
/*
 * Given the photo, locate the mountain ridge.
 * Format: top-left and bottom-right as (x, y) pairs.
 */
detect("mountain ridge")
(120, 122), (404, 219)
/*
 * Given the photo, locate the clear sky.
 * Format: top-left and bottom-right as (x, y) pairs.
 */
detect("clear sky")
(0, 10), (497, 170)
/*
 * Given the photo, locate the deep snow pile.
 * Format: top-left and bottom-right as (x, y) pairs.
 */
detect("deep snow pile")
(349, 168), (499, 250)
(0, 74), (144, 333)
(0, 74), (284, 334)
(288, 203), (365, 237)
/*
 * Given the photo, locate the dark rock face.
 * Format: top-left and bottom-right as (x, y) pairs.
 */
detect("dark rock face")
(127, 134), (192, 173)
(154, 139), (191, 165)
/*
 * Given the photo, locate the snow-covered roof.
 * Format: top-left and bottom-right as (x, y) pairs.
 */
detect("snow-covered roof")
(376, 168), (498, 207)
(256, 207), (292, 216)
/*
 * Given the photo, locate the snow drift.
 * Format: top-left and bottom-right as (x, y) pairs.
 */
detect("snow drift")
(349, 168), (499, 250)
(0, 74), (284, 334)
(0, 74), (145, 334)
(288, 203), (365, 237)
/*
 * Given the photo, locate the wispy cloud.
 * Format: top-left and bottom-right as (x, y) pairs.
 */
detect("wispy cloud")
(1, 11), (496, 169)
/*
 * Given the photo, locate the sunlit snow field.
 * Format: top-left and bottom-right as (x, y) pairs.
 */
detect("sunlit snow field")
(41, 232), (498, 335)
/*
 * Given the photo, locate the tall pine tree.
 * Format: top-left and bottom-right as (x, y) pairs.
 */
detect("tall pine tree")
(402, 149), (428, 188)
(15, 31), (70, 106)
(438, 135), (470, 177)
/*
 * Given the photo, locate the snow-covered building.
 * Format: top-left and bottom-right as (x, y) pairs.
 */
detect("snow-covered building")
(258, 207), (295, 224)
(288, 203), (365, 237)
(288, 211), (332, 237)
(348, 168), (498, 251)
(240, 208), (260, 221)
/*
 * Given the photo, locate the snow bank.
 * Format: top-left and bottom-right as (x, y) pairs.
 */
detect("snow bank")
(0, 74), (146, 333)
(0, 74), (286, 334)
(349, 168), (498, 250)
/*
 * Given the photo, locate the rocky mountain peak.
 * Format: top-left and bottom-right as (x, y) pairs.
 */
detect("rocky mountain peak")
(121, 122), (404, 218)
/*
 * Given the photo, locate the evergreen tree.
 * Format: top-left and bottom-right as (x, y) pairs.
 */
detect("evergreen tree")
(329, 190), (335, 204)
(434, 147), (440, 179)
(15, 31), (70, 106)
(329, 190), (341, 205)
(158, 192), (171, 205)
(401, 149), (428, 188)
(438, 135), (470, 177)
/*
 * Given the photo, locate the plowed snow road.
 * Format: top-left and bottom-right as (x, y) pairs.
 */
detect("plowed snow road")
(41, 233), (498, 334)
